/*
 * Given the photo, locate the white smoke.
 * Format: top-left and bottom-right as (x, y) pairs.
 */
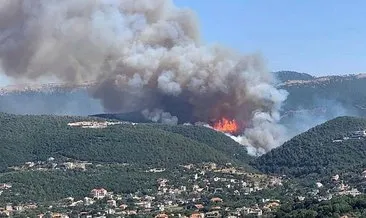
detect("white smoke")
(230, 112), (288, 155)
(142, 108), (178, 125)
(0, 0), (289, 154)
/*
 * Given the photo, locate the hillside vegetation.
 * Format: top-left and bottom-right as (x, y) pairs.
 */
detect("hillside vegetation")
(92, 113), (252, 164)
(253, 116), (366, 177)
(275, 195), (366, 218)
(0, 164), (162, 203)
(150, 124), (251, 162)
(0, 113), (252, 172)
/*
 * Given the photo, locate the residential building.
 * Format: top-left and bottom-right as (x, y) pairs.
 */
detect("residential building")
(91, 188), (108, 199)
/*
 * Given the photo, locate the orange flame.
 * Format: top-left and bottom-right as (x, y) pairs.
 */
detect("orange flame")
(213, 118), (239, 134)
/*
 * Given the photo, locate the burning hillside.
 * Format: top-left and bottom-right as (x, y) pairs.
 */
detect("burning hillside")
(0, 0), (288, 154)
(213, 118), (241, 135)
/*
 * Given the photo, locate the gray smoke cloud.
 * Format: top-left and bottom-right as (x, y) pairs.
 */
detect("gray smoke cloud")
(0, 0), (288, 154)
(142, 108), (178, 125)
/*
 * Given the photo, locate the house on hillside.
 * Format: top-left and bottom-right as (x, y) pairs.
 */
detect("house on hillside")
(362, 170), (366, 178)
(210, 197), (223, 203)
(241, 207), (263, 216)
(107, 200), (117, 207)
(155, 213), (169, 218)
(51, 213), (69, 218)
(78, 212), (92, 218)
(205, 210), (221, 218)
(264, 201), (280, 209)
(332, 174), (339, 181)
(185, 203), (204, 211)
(0, 183), (12, 190)
(351, 130), (366, 138)
(90, 188), (108, 199)
(62, 162), (91, 170)
(38, 213), (69, 218)
(333, 130), (366, 142)
(190, 212), (205, 218)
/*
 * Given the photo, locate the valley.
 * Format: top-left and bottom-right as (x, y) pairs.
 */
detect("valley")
(0, 0), (364, 217)
(0, 112), (366, 217)
(1, 71), (366, 217)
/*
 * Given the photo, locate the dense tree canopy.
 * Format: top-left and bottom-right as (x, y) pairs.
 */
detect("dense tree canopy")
(0, 113), (251, 172)
(275, 195), (366, 218)
(253, 116), (366, 177)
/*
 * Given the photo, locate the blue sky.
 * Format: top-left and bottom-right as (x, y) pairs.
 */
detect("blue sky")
(174, 0), (366, 76)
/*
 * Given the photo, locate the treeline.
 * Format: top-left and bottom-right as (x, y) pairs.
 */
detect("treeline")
(275, 195), (366, 218)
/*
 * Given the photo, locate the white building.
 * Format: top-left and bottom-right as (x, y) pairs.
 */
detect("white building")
(90, 188), (108, 199)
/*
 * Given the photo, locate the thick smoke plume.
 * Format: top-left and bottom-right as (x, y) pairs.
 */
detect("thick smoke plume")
(142, 108), (178, 125)
(0, 0), (288, 154)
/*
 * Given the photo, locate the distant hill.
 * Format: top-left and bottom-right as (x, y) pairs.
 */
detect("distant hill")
(274, 71), (314, 83)
(279, 73), (366, 113)
(252, 116), (366, 177)
(0, 113), (252, 172)
(0, 71), (365, 119)
(273, 71), (366, 113)
(274, 72), (366, 135)
(0, 83), (103, 116)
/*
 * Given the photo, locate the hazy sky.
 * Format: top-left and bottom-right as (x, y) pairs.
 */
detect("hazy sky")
(174, 0), (366, 76)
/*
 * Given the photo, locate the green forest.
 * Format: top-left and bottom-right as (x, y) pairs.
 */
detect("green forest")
(0, 113), (252, 172)
(253, 116), (366, 177)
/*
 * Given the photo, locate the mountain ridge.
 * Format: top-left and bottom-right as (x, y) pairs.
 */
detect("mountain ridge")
(0, 71), (365, 95)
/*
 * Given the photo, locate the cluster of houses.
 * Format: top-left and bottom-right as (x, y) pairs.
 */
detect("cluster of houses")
(329, 173), (362, 197)
(8, 158), (92, 172)
(67, 121), (125, 129)
(0, 183), (11, 190)
(301, 170), (366, 204)
(0, 162), (285, 217)
(3, 157), (366, 217)
(1, 187), (278, 217)
(0, 203), (38, 217)
(22, 185), (281, 218)
(2, 160), (366, 217)
(332, 130), (366, 143)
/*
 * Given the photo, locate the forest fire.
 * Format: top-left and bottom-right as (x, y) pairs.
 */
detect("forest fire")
(0, 0), (288, 153)
(213, 118), (240, 134)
